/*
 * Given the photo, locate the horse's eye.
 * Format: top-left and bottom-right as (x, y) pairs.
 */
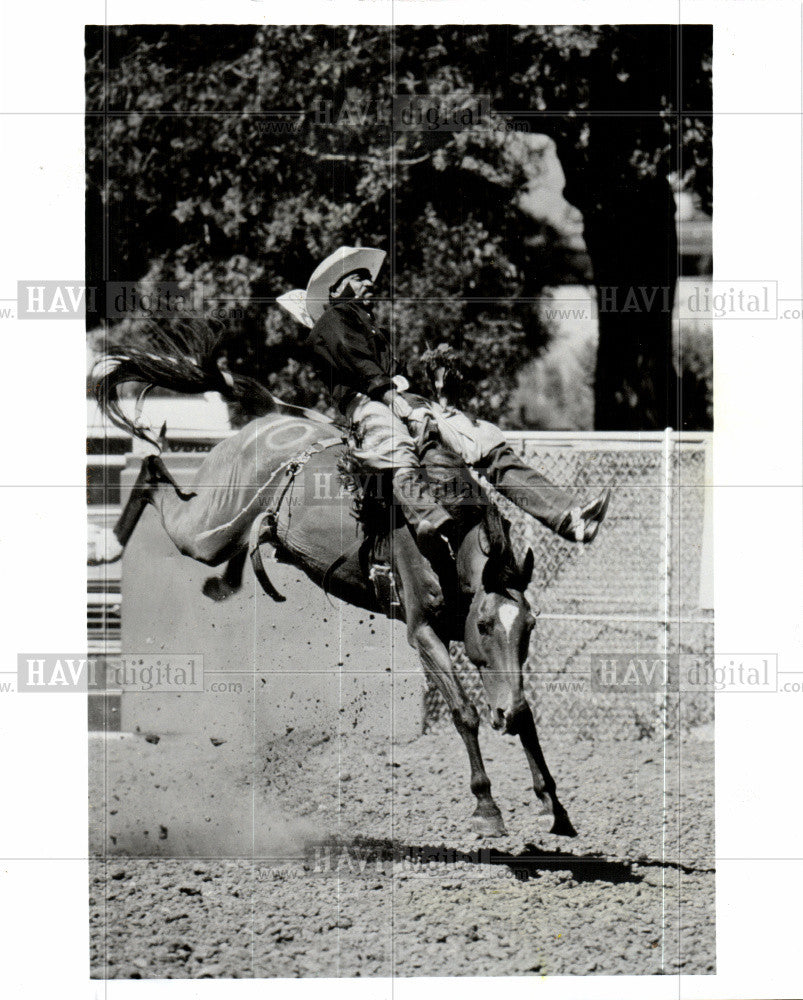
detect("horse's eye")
(477, 620), (492, 636)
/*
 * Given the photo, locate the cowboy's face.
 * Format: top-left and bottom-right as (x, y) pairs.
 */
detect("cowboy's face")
(331, 269), (374, 304)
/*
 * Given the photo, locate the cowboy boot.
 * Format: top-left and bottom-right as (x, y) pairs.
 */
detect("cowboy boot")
(555, 488), (611, 543)
(391, 467), (457, 569)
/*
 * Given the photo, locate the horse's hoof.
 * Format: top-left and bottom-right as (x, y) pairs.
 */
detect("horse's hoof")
(87, 526), (123, 566)
(470, 812), (507, 838)
(202, 576), (236, 602)
(549, 812), (578, 838)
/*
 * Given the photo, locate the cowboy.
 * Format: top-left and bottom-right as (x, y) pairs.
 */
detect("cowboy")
(279, 246), (609, 561)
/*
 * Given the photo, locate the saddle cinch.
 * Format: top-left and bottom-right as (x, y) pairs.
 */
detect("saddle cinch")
(248, 439), (481, 611)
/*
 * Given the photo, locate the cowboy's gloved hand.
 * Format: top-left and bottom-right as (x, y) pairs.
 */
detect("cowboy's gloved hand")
(382, 388), (414, 420)
(382, 390), (430, 444)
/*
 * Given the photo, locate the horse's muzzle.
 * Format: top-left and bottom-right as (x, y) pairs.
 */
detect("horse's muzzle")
(501, 702), (529, 735)
(489, 705), (526, 734)
(491, 708), (506, 731)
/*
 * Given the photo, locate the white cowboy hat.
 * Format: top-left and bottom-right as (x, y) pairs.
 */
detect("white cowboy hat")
(276, 289), (313, 329)
(304, 246), (386, 323)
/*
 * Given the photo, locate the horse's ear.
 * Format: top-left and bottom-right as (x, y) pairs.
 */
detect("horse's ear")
(481, 556), (500, 594)
(519, 548), (535, 588)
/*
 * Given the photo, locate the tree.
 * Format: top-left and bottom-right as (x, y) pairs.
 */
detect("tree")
(391, 24), (712, 429)
(518, 25), (711, 430)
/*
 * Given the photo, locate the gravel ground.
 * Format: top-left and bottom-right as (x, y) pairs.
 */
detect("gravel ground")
(90, 725), (714, 978)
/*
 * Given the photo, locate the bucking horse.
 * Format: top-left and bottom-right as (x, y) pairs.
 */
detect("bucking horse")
(91, 323), (577, 838)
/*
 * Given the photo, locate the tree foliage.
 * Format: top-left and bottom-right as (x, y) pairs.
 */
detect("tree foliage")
(86, 24), (711, 428)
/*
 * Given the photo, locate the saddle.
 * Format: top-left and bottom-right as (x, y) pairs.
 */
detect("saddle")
(248, 438), (482, 612)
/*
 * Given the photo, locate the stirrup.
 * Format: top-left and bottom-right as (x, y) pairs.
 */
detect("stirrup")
(369, 562), (401, 610)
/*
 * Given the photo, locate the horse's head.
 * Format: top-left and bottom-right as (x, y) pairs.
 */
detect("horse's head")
(463, 507), (536, 734)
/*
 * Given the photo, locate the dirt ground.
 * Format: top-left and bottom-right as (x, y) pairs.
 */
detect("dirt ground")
(89, 725), (714, 978)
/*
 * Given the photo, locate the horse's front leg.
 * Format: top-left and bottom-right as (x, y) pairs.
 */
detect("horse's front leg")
(391, 528), (506, 836)
(413, 623), (506, 837)
(508, 702), (577, 837)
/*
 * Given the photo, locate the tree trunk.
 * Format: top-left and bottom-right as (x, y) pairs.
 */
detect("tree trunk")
(582, 173), (680, 430)
(560, 123), (681, 431)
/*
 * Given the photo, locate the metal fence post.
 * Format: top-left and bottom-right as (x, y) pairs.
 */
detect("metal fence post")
(657, 427), (673, 735)
(699, 435), (714, 610)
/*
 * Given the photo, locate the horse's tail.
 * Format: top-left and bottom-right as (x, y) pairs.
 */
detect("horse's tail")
(91, 318), (275, 446)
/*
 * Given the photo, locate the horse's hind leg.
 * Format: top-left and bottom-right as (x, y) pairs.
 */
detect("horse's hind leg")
(92, 452), (239, 570)
(202, 547), (247, 602)
(114, 455), (195, 546)
(90, 454), (204, 568)
(87, 455), (178, 566)
(113, 455), (156, 546)
(89, 456), (170, 564)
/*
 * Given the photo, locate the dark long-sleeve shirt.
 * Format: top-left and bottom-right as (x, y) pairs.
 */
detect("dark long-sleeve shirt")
(300, 301), (398, 413)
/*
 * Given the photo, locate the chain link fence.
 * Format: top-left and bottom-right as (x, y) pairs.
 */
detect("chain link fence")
(90, 421), (713, 741)
(424, 432), (714, 740)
